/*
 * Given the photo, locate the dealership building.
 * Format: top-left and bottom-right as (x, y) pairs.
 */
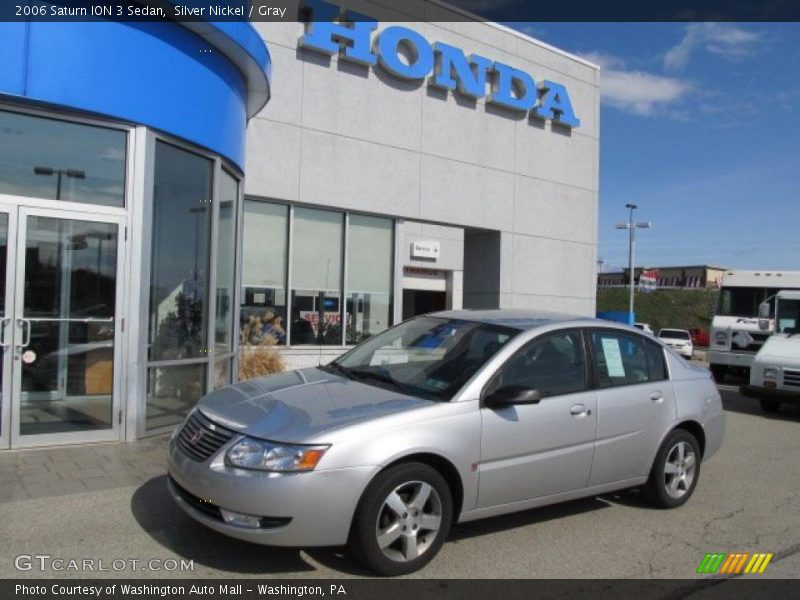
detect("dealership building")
(0, 0), (599, 449)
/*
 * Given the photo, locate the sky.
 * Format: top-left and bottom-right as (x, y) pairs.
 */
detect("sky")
(506, 22), (800, 272)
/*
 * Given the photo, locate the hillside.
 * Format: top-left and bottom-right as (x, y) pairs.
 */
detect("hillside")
(596, 287), (719, 333)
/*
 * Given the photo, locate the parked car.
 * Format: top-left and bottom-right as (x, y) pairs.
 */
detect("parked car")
(634, 322), (654, 335)
(689, 327), (710, 347)
(658, 328), (694, 359)
(167, 311), (724, 576)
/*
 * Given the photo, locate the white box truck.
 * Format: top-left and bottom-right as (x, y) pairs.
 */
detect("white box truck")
(740, 290), (800, 413)
(709, 270), (800, 381)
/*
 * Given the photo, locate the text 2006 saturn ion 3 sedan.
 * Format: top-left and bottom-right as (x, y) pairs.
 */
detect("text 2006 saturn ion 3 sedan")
(167, 310), (724, 575)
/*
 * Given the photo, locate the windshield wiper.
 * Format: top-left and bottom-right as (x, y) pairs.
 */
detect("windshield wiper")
(347, 368), (408, 392)
(321, 362), (354, 380)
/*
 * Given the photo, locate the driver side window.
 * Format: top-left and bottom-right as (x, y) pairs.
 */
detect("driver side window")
(490, 330), (588, 398)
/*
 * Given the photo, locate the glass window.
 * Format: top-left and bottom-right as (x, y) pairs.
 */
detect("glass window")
(777, 299), (800, 334)
(330, 316), (517, 401)
(0, 110), (126, 206)
(290, 207), (343, 345)
(346, 215), (393, 344)
(215, 171), (238, 353)
(491, 330), (587, 398)
(214, 357), (232, 390)
(146, 363), (206, 431)
(589, 330), (652, 388)
(645, 340), (668, 381)
(240, 200), (288, 346)
(148, 141), (212, 361)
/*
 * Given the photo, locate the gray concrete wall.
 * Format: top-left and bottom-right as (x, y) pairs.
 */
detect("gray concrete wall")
(247, 3), (599, 317)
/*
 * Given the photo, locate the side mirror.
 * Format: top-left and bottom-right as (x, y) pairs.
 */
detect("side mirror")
(758, 302), (770, 319)
(484, 385), (542, 408)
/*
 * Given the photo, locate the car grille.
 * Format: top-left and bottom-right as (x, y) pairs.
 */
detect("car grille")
(784, 369), (800, 388)
(176, 410), (236, 462)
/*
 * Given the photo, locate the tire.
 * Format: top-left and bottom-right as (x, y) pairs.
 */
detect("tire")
(348, 462), (453, 576)
(644, 429), (702, 509)
(709, 364), (726, 383)
(760, 398), (781, 414)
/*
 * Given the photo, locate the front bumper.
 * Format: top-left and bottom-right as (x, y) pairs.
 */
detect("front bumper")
(167, 437), (376, 547)
(740, 385), (800, 402)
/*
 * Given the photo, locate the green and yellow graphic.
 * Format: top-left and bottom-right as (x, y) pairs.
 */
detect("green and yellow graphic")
(696, 552), (773, 574)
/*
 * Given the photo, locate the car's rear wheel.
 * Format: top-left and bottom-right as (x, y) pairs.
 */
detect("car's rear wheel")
(760, 398), (781, 414)
(644, 429), (701, 509)
(348, 462), (452, 576)
(710, 364), (726, 383)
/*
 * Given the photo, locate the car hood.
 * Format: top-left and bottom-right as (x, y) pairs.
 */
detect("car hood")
(197, 367), (432, 443)
(756, 335), (800, 361)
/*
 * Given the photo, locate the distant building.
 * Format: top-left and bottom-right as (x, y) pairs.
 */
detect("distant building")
(598, 265), (728, 289)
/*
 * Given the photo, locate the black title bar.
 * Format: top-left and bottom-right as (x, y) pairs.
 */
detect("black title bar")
(3, 0), (800, 22)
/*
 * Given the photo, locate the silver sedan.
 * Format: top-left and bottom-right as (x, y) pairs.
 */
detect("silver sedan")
(167, 310), (724, 575)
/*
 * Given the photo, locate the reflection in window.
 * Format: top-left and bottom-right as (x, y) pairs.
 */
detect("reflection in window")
(494, 330), (587, 398)
(291, 208), (343, 345)
(146, 364), (206, 431)
(148, 141), (212, 361)
(23, 217), (117, 318)
(0, 110), (126, 206)
(215, 171), (238, 353)
(20, 217), (118, 435)
(346, 215), (393, 344)
(240, 201), (288, 346)
(214, 357), (232, 390)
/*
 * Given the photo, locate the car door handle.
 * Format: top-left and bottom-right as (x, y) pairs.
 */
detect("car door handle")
(570, 404), (591, 417)
(650, 391), (664, 403)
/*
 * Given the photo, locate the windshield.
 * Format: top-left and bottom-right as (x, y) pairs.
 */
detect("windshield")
(717, 286), (783, 318)
(328, 317), (519, 401)
(659, 329), (690, 340)
(776, 299), (800, 334)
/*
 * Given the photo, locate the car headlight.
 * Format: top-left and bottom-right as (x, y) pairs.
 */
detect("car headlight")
(763, 368), (778, 380)
(225, 437), (329, 472)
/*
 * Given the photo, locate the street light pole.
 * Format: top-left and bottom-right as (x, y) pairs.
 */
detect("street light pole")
(616, 204), (651, 325)
(626, 203), (636, 320)
(34, 166), (86, 200)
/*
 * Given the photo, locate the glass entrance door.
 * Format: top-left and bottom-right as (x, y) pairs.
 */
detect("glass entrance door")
(1, 207), (124, 448)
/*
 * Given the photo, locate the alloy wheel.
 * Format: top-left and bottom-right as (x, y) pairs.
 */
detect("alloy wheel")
(663, 441), (697, 499)
(375, 480), (443, 562)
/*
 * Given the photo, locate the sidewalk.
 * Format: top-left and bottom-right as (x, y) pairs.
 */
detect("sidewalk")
(0, 435), (169, 503)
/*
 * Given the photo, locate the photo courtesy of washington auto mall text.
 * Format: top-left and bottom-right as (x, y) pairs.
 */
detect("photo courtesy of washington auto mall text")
(13, 584), (347, 598)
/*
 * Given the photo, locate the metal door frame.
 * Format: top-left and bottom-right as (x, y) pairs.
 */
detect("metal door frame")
(8, 205), (127, 449)
(0, 203), (19, 449)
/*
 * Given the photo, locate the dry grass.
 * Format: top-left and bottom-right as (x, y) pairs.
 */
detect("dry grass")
(239, 345), (286, 381)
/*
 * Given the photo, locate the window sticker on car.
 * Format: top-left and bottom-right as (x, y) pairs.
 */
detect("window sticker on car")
(601, 337), (626, 377)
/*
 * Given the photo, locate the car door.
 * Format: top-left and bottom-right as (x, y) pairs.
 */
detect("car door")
(586, 328), (676, 486)
(477, 328), (598, 508)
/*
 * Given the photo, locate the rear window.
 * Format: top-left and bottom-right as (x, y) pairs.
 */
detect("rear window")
(659, 329), (690, 340)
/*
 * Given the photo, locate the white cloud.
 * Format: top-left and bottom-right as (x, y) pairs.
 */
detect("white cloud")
(581, 52), (691, 117)
(664, 23), (761, 70)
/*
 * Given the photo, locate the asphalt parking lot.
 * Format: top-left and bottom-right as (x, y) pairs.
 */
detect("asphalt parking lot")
(1, 375), (799, 580)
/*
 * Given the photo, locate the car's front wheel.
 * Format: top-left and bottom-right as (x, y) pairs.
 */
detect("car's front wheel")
(348, 462), (453, 576)
(644, 429), (701, 508)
